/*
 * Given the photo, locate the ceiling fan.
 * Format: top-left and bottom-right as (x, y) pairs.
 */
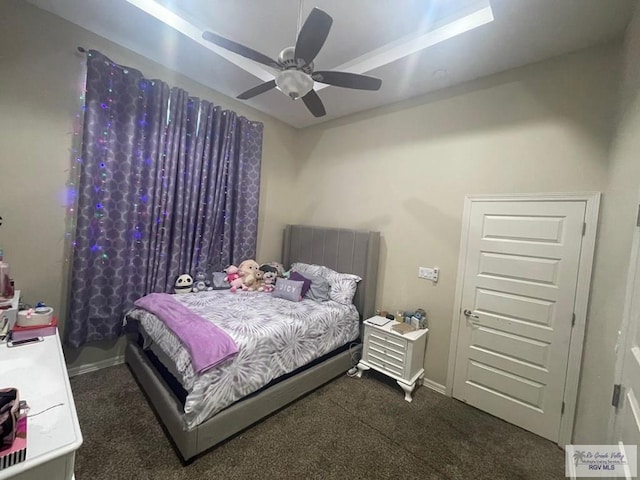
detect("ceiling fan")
(202, 8), (382, 117)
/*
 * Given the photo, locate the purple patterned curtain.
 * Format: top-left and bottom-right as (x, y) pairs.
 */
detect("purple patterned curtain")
(66, 50), (263, 348)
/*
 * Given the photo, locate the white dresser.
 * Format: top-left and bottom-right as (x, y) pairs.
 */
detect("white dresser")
(356, 317), (428, 402)
(0, 332), (83, 480)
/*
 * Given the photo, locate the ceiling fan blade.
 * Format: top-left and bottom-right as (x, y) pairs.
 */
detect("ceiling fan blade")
(202, 31), (279, 69)
(237, 80), (277, 100)
(301, 90), (326, 117)
(312, 71), (382, 91)
(294, 8), (333, 66)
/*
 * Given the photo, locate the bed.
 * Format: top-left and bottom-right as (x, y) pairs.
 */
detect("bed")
(124, 224), (380, 462)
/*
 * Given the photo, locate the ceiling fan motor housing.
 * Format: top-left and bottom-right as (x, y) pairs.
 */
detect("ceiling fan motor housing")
(278, 46), (314, 72)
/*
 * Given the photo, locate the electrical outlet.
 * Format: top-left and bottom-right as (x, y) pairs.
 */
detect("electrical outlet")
(418, 266), (439, 282)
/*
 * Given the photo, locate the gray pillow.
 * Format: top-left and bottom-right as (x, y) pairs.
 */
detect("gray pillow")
(272, 278), (304, 302)
(290, 262), (326, 278)
(304, 273), (331, 302)
(211, 271), (230, 289)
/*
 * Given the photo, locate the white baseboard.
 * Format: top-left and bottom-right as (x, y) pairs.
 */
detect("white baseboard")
(421, 377), (447, 395)
(67, 355), (125, 377)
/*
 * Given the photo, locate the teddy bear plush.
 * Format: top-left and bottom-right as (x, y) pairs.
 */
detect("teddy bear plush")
(238, 259), (260, 278)
(225, 265), (244, 292)
(238, 259), (260, 291)
(242, 269), (264, 292)
(192, 271), (212, 293)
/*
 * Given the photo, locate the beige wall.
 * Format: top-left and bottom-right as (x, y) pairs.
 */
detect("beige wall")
(0, 0), (298, 369)
(291, 18), (640, 445)
(293, 44), (621, 441)
(575, 6), (640, 443)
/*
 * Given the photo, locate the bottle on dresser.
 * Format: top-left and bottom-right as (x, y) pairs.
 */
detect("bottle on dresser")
(0, 248), (14, 300)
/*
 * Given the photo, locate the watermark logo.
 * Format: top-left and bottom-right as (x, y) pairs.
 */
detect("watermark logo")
(565, 444), (637, 478)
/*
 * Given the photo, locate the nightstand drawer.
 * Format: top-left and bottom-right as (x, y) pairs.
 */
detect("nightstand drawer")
(368, 343), (406, 366)
(367, 353), (404, 377)
(368, 331), (408, 352)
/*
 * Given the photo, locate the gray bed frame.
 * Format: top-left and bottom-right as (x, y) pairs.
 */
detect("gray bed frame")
(125, 225), (380, 462)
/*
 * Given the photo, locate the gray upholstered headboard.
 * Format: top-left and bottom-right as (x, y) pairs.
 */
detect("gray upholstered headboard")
(282, 225), (380, 320)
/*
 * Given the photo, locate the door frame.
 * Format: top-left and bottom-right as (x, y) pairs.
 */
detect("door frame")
(445, 192), (600, 446)
(607, 186), (640, 444)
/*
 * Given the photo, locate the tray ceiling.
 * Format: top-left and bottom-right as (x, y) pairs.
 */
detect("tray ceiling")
(27, 0), (636, 128)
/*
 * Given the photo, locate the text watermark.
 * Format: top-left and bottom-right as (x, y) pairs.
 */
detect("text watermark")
(565, 444), (637, 478)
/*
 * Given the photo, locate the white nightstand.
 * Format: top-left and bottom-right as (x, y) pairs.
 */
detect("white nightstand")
(356, 317), (428, 402)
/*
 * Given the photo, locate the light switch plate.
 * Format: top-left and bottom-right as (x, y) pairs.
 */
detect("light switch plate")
(418, 266), (439, 282)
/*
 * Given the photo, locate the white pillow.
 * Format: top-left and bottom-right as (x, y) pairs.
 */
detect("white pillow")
(323, 267), (361, 305)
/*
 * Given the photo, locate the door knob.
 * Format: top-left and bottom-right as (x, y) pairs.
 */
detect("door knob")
(463, 309), (479, 319)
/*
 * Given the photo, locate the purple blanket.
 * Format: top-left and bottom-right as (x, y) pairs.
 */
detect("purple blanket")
(134, 293), (238, 374)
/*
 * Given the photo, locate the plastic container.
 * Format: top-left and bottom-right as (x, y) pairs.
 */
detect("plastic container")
(0, 249), (10, 300)
(17, 307), (54, 327)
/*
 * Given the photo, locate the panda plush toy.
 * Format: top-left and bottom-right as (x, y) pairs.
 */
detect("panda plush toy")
(174, 274), (193, 294)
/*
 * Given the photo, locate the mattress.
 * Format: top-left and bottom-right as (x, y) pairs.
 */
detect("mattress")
(127, 290), (360, 429)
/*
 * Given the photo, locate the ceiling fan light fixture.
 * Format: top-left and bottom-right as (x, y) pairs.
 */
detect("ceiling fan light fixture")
(275, 69), (314, 100)
(201, 7), (380, 116)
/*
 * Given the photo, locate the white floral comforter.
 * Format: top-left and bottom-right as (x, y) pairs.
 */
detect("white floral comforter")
(127, 290), (359, 429)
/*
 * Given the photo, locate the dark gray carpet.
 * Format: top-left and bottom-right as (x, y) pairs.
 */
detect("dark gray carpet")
(70, 365), (564, 479)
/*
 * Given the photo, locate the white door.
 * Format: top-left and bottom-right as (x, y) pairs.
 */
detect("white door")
(452, 200), (586, 442)
(610, 201), (640, 477)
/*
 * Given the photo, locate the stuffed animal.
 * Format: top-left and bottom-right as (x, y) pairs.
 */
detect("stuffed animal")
(192, 271), (212, 293)
(174, 274), (193, 294)
(261, 262), (285, 278)
(260, 264), (278, 275)
(238, 259), (260, 278)
(242, 269), (264, 292)
(271, 262), (286, 277)
(259, 271), (277, 292)
(225, 265), (244, 292)
(239, 259), (260, 291)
